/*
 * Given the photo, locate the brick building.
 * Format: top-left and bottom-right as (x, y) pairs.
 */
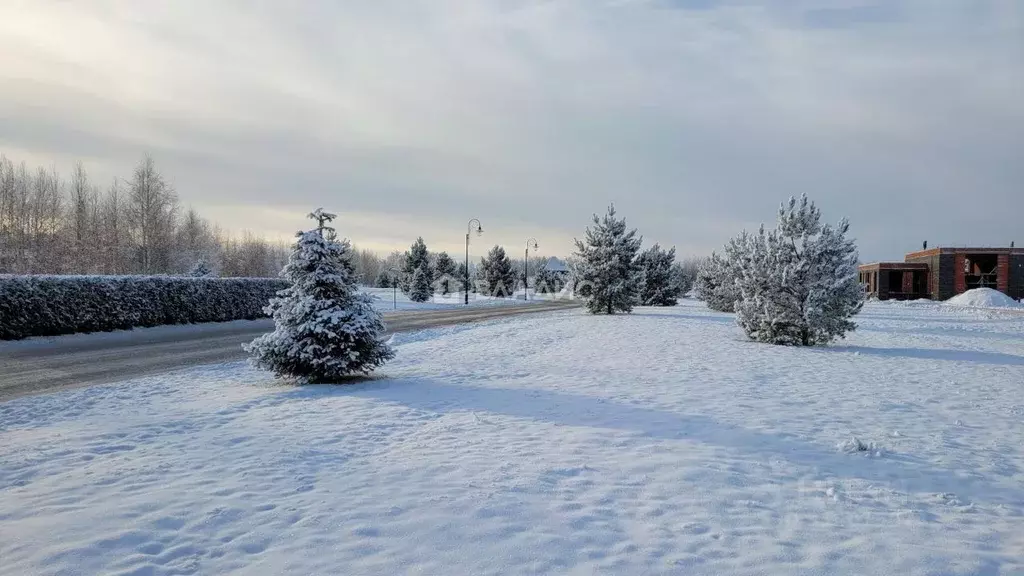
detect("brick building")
(859, 246), (1024, 301)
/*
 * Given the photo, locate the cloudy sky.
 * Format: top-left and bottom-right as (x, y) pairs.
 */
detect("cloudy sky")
(1, 0), (1021, 261)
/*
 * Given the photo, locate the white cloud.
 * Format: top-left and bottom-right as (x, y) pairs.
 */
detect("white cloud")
(1, 0), (1021, 259)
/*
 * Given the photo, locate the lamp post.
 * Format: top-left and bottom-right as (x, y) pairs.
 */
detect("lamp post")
(465, 219), (483, 305)
(524, 238), (538, 301)
(383, 267), (401, 310)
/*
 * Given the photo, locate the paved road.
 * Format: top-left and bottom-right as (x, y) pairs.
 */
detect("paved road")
(0, 301), (578, 402)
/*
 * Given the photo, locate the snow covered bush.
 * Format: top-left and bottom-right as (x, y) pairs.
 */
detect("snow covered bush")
(637, 244), (681, 306)
(573, 205), (643, 315)
(244, 209), (394, 382)
(734, 195), (864, 346)
(478, 245), (517, 297)
(0, 274), (286, 340)
(401, 237), (433, 302)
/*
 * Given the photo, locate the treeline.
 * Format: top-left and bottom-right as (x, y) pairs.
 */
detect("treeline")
(0, 154), (293, 277)
(376, 236), (574, 302)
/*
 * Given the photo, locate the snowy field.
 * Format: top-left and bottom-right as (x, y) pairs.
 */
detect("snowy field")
(2, 300), (1023, 575)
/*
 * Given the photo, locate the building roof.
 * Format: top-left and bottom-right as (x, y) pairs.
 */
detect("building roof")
(859, 262), (929, 271)
(543, 257), (569, 272)
(905, 247), (1024, 259)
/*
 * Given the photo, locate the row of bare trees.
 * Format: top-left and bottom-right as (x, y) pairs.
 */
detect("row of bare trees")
(0, 154), (289, 277)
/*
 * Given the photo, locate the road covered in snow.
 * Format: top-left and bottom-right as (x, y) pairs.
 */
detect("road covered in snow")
(1, 299), (1023, 575)
(0, 299), (577, 401)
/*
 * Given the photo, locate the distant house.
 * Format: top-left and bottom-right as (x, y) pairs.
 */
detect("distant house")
(543, 257), (568, 273)
(859, 245), (1024, 301)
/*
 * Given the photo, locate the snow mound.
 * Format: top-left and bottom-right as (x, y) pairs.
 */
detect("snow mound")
(837, 437), (886, 457)
(945, 288), (1022, 309)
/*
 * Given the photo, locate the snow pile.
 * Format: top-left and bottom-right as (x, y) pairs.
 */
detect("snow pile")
(837, 437), (886, 457)
(945, 288), (1022, 309)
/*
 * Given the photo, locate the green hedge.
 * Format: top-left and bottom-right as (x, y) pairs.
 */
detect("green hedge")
(0, 275), (288, 340)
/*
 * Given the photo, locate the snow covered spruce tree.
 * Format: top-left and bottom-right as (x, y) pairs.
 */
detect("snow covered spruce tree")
(573, 205), (643, 315)
(637, 244), (680, 306)
(244, 209), (394, 382)
(374, 269), (394, 288)
(434, 251), (458, 295)
(669, 261), (693, 298)
(694, 232), (748, 312)
(189, 258), (214, 277)
(479, 245), (517, 297)
(402, 237), (433, 302)
(734, 195), (864, 346)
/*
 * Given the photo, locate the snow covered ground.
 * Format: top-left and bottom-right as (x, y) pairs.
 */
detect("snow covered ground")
(2, 299), (1023, 575)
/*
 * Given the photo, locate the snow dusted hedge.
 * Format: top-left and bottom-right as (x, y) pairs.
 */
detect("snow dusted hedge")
(0, 275), (288, 340)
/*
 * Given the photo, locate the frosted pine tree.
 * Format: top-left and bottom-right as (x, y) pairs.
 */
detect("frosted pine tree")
(669, 261), (692, 297)
(401, 237), (433, 302)
(638, 244), (680, 306)
(735, 195), (864, 346)
(409, 265), (433, 302)
(374, 269), (394, 288)
(434, 251), (457, 295)
(573, 205), (643, 315)
(695, 231), (750, 312)
(479, 245), (517, 297)
(189, 258), (214, 277)
(244, 209), (394, 382)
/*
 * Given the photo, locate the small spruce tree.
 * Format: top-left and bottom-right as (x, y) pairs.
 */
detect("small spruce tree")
(637, 244), (680, 306)
(401, 237), (433, 302)
(189, 258), (214, 278)
(409, 265), (433, 302)
(573, 205), (643, 315)
(479, 245), (517, 297)
(374, 269), (394, 288)
(244, 209), (395, 381)
(734, 195), (864, 346)
(434, 251), (458, 295)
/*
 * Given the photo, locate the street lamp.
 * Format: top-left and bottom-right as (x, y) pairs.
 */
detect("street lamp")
(524, 238), (538, 301)
(383, 267), (401, 310)
(465, 219), (483, 305)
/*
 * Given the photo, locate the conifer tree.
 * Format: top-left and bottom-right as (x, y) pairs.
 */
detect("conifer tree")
(478, 245), (517, 297)
(409, 265), (433, 302)
(535, 264), (567, 294)
(188, 258), (214, 278)
(695, 233), (747, 312)
(244, 208), (394, 381)
(734, 195), (864, 346)
(434, 251), (457, 295)
(374, 269), (394, 288)
(401, 237), (433, 302)
(669, 261), (692, 297)
(572, 205), (643, 315)
(637, 244), (680, 306)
